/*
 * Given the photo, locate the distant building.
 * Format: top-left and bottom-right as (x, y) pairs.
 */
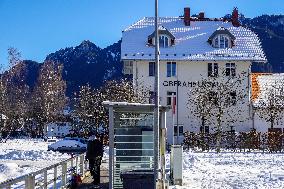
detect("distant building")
(47, 122), (72, 138)
(121, 7), (266, 144)
(251, 73), (284, 132)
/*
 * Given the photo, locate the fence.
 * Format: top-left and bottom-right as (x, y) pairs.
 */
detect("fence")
(183, 130), (284, 152)
(0, 153), (88, 189)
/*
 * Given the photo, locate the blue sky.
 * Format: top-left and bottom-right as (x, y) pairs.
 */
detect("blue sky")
(0, 0), (283, 66)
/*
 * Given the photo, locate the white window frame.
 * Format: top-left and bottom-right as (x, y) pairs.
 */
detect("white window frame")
(167, 91), (176, 106)
(208, 63), (218, 77)
(167, 62), (176, 77)
(149, 62), (155, 77)
(200, 125), (210, 133)
(174, 124), (184, 136)
(226, 63), (236, 77)
(158, 35), (170, 48)
(229, 91), (237, 106)
(149, 91), (155, 104)
(214, 35), (230, 48)
(123, 61), (133, 75)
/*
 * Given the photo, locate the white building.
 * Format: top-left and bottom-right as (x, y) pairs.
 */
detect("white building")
(251, 73), (284, 132)
(46, 122), (72, 138)
(121, 8), (266, 144)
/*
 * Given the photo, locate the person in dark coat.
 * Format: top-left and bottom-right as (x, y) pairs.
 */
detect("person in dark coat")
(86, 134), (104, 185)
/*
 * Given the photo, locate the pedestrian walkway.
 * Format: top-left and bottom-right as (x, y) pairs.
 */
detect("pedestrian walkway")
(78, 162), (108, 189)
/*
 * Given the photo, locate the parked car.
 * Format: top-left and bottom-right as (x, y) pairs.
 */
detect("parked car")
(47, 138), (61, 144)
(48, 137), (87, 152)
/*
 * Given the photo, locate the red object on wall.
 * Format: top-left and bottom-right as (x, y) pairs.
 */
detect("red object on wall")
(172, 96), (176, 114)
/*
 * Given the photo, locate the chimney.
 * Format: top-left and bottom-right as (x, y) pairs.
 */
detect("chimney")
(232, 7), (240, 27)
(198, 12), (205, 19)
(184, 7), (191, 26)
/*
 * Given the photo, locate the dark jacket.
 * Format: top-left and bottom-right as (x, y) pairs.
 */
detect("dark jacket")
(86, 138), (103, 160)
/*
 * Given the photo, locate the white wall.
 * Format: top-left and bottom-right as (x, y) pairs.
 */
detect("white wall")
(253, 111), (284, 132)
(130, 60), (253, 144)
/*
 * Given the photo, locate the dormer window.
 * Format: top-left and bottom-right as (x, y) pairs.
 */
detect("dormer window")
(159, 35), (169, 48)
(148, 26), (175, 48)
(208, 27), (236, 49)
(214, 35), (230, 48)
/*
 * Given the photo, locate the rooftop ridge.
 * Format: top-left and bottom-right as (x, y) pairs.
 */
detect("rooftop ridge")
(121, 15), (267, 62)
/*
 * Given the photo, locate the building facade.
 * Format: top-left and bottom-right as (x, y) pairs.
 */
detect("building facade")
(251, 73), (284, 132)
(121, 8), (266, 144)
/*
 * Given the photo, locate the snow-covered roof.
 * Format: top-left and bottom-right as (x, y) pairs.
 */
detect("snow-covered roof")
(121, 17), (266, 62)
(251, 73), (284, 106)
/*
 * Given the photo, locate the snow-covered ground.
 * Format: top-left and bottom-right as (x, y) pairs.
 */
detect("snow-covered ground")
(0, 139), (70, 183)
(1, 139), (284, 189)
(168, 150), (284, 189)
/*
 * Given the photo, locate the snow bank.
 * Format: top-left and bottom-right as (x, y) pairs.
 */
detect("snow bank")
(0, 163), (27, 183)
(0, 139), (70, 183)
(2, 140), (284, 189)
(168, 150), (284, 189)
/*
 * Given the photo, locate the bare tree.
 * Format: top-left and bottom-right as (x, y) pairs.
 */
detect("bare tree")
(0, 48), (31, 141)
(0, 61), (7, 140)
(188, 73), (248, 152)
(74, 84), (98, 133)
(188, 81), (213, 133)
(74, 79), (147, 137)
(34, 61), (67, 136)
(255, 79), (284, 129)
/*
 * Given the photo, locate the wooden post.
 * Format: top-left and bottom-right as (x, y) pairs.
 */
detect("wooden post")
(76, 156), (79, 173)
(25, 174), (35, 189)
(53, 166), (57, 189)
(84, 154), (88, 173)
(71, 157), (74, 170)
(44, 170), (48, 189)
(61, 162), (67, 187)
(79, 155), (84, 175)
(25, 176), (29, 189)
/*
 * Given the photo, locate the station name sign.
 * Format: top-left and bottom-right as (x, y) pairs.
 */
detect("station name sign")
(162, 80), (219, 87)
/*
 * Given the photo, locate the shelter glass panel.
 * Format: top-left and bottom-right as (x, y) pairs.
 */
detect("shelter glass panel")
(113, 112), (154, 188)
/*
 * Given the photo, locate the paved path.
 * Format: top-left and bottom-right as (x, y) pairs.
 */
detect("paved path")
(78, 162), (109, 189)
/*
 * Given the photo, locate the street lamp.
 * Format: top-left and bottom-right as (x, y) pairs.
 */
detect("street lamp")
(154, 0), (160, 188)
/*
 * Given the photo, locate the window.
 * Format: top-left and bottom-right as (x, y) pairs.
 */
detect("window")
(214, 35), (230, 48)
(214, 37), (218, 47)
(159, 35), (169, 48)
(230, 91), (237, 105)
(208, 63), (218, 77)
(149, 62), (155, 76)
(225, 37), (229, 47)
(167, 62), (176, 77)
(200, 126), (209, 133)
(174, 124), (183, 136)
(149, 91), (155, 104)
(208, 91), (218, 105)
(220, 36), (225, 47)
(167, 91), (176, 106)
(123, 61), (133, 75)
(226, 63), (236, 77)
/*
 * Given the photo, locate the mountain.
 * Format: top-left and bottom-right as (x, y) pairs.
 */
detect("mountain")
(242, 15), (284, 73)
(4, 14), (284, 97)
(45, 40), (122, 96)
(2, 60), (41, 91)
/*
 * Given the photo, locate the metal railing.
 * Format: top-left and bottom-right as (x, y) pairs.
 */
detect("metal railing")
(0, 153), (88, 189)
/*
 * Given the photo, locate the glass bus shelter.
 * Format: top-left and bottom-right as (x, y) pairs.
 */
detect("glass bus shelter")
(103, 101), (169, 189)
